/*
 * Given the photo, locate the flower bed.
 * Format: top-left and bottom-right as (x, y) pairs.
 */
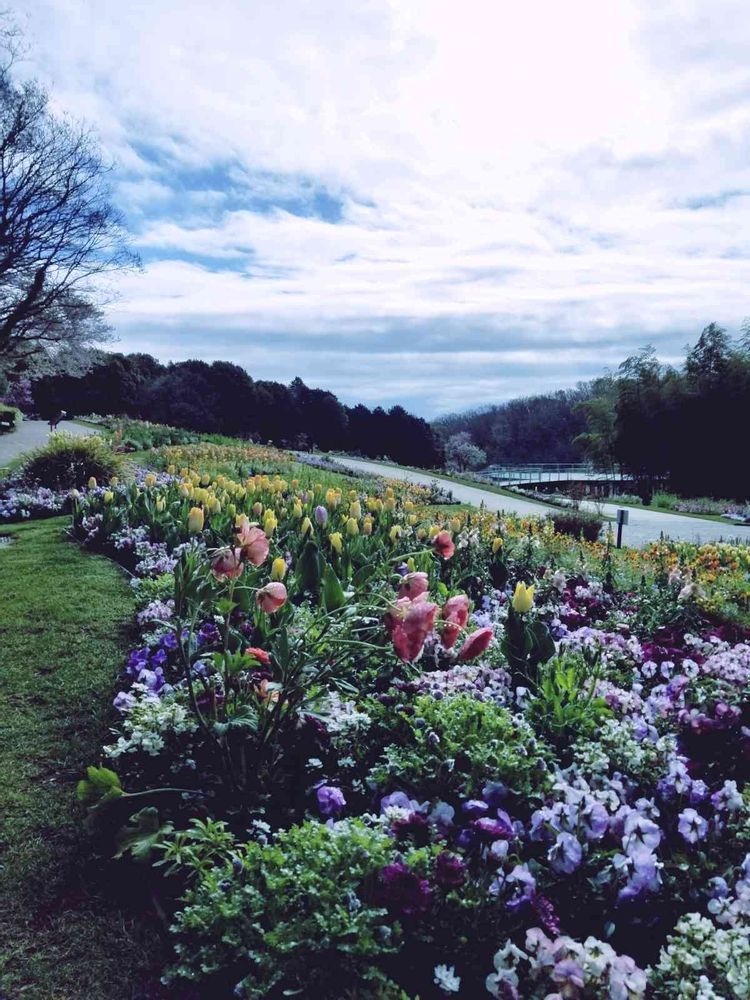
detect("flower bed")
(69, 443), (750, 998)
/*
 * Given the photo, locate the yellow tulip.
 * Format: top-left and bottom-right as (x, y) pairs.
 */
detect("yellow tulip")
(450, 516), (461, 533)
(428, 525), (440, 540)
(179, 483), (191, 498)
(208, 497), (221, 514)
(167, 464), (176, 475)
(385, 487), (394, 499)
(363, 517), (373, 535)
(188, 507), (205, 533)
(389, 525), (401, 542)
(271, 556), (287, 581)
(384, 497), (396, 513)
(407, 557), (416, 573)
(103, 490), (114, 504)
(300, 516), (313, 537)
(404, 500), (415, 513)
(87, 477), (97, 489)
(512, 582), (535, 614)
(345, 516), (359, 536)
(263, 510), (277, 536)
(330, 531), (343, 554)
(492, 537), (503, 555)
(408, 514), (418, 526)
(416, 527), (426, 540)
(292, 500), (303, 519)
(144, 473), (156, 489)
(156, 497), (166, 513)
(253, 502), (263, 517)
(349, 500), (362, 520)
(110, 476), (119, 486)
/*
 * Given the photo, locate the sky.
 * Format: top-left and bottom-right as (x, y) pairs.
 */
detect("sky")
(11, 0), (750, 417)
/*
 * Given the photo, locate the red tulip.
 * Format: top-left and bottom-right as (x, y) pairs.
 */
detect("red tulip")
(458, 626), (494, 661)
(441, 593), (470, 649)
(237, 524), (270, 566)
(385, 594), (438, 661)
(245, 646), (271, 666)
(256, 581), (287, 613)
(398, 571), (429, 600)
(433, 530), (455, 560)
(211, 547), (245, 581)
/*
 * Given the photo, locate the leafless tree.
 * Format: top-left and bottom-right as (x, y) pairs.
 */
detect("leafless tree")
(0, 37), (137, 373)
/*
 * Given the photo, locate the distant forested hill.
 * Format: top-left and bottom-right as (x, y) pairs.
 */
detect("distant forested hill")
(433, 387), (593, 465)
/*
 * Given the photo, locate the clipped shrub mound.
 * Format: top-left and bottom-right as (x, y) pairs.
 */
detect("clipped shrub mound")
(0, 404), (21, 433)
(20, 432), (125, 490)
(545, 507), (603, 542)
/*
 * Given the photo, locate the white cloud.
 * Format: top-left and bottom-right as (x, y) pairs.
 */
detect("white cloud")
(10, 0), (750, 414)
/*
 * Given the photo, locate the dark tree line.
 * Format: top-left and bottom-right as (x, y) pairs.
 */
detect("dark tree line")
(434, 387), (592, 465)
(576, 324), (750, 500)
(31, 352), (442, 467)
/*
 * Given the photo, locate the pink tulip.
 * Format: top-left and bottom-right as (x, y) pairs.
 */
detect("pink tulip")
(458, 626), (494, 661)
(385, 594), (438, 661)
(237, 524), (270, 566)
(433, 530), (455, 560)
(211, 547), (245, 581)
(397, 571), (429, 600)
(441, 593), (470, 649)
(256, 581), (287, 613)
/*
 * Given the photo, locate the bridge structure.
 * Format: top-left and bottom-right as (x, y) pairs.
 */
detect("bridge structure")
(480, 463), (636, 495)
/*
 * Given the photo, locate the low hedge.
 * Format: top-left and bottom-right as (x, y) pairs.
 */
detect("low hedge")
(545, 508), (604, 542)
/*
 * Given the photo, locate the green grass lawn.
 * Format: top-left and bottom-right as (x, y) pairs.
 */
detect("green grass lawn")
(0, 518), (167, 999)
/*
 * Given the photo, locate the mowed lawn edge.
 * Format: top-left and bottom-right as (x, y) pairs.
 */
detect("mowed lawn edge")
(0, 517), (166, 1000)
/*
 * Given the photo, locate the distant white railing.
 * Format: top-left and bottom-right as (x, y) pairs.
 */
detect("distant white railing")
(482, 464), (630, 485)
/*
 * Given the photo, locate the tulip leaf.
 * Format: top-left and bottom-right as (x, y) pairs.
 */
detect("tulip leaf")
(296, 540), (323, 594)
(322, 561), (346, 612)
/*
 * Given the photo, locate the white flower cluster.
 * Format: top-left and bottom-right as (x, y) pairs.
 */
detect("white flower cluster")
(650, 912), (750, 999)
(320, 691), (372, 748)
(486, 928), (646, 999)
(105, 685), (197, 758)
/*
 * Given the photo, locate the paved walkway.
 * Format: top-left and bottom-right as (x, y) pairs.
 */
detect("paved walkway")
(335, 457), (750, 548)
(0, 420), (98, 470)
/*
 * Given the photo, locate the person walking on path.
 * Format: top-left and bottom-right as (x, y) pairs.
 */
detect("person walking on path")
(48, 409), (67, 432)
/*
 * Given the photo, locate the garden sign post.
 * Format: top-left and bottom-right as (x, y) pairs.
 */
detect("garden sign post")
(616, 507), (629, 548)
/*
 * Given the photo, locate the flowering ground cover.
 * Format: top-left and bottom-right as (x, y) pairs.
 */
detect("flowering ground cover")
(51, 440), (750, 998)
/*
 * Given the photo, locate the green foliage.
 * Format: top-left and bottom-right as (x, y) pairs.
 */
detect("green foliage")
(19, 431), (124, 489)
(113, 806), (174, 864)
(76, 765), (123, 806)
(545, 508), (603, 542)
(166, 819), (399, 998)
(109, 416), (198, 450)
(526, 653), (612, 752)
(369, 693), (547, 797)
(500, 601), (556, 688)
(0, 403), (21, 432)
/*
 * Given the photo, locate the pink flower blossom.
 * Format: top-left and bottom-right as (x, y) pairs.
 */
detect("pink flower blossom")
(441, 594), (470, 649)
(237, 524), (270, 566)
(458, 626), (494, 661)
(256, 581), (287, 613)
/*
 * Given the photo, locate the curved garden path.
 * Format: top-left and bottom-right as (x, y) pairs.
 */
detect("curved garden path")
(335, 456), (750, 548)
(0, 419), (97, 470)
